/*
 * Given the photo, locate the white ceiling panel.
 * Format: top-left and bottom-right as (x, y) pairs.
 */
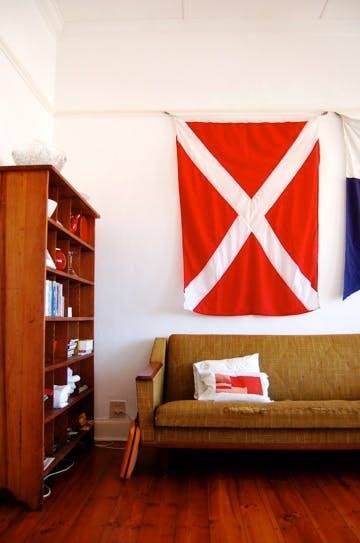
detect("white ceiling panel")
(55, 0), (183, 22)
(321, 0), (360, 18)
(183, 0), (326, 19)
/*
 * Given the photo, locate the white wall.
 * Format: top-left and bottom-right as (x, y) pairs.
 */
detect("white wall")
(0, 0), (57, 162)
(54, 20), (360, 420)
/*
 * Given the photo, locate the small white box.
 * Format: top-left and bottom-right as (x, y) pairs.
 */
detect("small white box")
(78, 339), (94, 354)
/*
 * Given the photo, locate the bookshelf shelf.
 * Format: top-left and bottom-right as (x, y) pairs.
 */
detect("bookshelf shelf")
(46, 267), (94, 286)
(45, 316), (94, 322)
(45, 353), (94, 372)
(45, 388), (94, 423)
(0, 165), (99, 510)
(48, 218), (95, 251)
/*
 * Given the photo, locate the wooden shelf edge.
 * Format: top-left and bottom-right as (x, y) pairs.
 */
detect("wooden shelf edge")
(45, 353), (94, 372)
(48, 218), (95, 251)
(45, 388), (94, 423)
(45, 316), (94, 322)
(46, 267), (94, 286)
(0, 165), (100, 218)
(43, 428), (93, 478)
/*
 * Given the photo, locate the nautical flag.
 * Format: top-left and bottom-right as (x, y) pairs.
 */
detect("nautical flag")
(175, 118), (320, 316)
(342, 116), (360, 300)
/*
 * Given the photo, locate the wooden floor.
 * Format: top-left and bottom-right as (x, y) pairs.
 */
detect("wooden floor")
(0, 446), (359, 543)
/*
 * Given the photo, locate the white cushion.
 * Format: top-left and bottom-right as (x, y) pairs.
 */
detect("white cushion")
(193, 354), (260, 399)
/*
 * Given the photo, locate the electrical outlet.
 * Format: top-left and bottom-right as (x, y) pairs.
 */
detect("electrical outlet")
(109, 400), (127, 419)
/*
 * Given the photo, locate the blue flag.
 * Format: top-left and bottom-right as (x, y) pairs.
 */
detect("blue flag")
(343, 117), (360, 299)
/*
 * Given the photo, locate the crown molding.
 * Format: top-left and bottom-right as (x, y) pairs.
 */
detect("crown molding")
(35, 0), (64, 37)
(54, 109), (360, 120)
(61, 18), (360, 38)
(0, 36), (53, 114)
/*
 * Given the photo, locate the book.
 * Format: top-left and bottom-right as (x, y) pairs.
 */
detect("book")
(52, 281), (57, 316)
(125, 425), (140, 479)
(45, 280), (66, 317)
(45, 280), (51, 316)
(67, 338), (79, 358)
(120, 415), (140, 480)
(78, 339), (94, 354)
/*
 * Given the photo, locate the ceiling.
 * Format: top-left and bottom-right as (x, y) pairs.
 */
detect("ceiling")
(53, 0), (360, 23)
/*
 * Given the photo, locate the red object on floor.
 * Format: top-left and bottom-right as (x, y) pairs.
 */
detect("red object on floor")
(120, 416), (140, 479)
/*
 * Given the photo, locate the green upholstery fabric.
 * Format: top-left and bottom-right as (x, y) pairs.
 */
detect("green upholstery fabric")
(166, 334), (360, 402)
(155, 399), (360, 429)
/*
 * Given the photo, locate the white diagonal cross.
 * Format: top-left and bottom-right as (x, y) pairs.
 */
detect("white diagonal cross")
(176, 118), (319, 312)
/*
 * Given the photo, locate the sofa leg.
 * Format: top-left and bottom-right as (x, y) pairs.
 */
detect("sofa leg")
(159, 448), (169, 477)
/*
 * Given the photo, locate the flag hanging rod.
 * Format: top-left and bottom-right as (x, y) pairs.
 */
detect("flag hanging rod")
(55, 108), (351, 118)
(164, 110), (336, 117)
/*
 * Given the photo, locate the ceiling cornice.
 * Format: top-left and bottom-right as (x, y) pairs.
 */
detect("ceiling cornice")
(35, 0), (64, 37)
(60, 18), (360, 38)
(0, 36), (53, 113)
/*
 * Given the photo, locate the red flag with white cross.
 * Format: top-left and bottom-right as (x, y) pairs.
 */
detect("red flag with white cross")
(175, 118), (320, 316)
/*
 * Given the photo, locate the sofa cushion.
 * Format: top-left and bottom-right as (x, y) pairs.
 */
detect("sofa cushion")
(166, 334), (360, 402)
(155, 400), (360, 429)
(193, 354), (260, 399)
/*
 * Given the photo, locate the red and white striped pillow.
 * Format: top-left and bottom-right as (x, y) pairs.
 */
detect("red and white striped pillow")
(193, 355), (271, 403)
(215, 373), (264, 394)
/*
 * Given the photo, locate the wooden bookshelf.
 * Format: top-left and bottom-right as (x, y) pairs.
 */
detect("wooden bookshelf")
(45, 317), (94, 322)
(0, 165), (99, 510)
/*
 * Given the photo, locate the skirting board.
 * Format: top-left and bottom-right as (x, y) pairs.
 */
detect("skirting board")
(95, 417), (130, 442)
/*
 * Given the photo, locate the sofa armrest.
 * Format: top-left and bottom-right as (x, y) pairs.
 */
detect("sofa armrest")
(136, 362), (163, 381)
(136, 337), (167, 442)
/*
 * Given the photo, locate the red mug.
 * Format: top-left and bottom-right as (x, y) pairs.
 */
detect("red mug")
(55, 248), (67, 271)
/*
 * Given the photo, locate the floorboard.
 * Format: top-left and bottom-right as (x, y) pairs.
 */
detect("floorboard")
(0, 447), (359, 543)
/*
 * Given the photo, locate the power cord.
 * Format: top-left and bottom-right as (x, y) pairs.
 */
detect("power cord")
(43, 485), (51, 499)
(43, 459), (75, 499)
(43, 412), (132, 497)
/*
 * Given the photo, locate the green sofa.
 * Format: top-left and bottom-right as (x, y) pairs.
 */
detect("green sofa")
(136, 334), (360, 449)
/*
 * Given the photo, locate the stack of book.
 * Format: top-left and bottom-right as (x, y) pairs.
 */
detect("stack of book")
(45, 280), (65, 317)
(78, 339), (94, 355)
(68, 338), (78, 358)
